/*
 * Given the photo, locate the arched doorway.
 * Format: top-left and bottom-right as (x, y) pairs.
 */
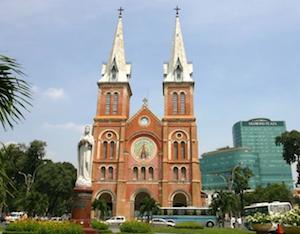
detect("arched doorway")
(172, 193), (187, 207)
(96, 192), (113, 219)
(134, 192), (150, 217)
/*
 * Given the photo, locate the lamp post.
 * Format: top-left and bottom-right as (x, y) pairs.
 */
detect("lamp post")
(229, 163), (242, 192)
(215, 162), (242, 192)
(18, 161), (46, 195)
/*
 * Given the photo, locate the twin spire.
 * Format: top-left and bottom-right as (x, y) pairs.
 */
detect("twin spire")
(100, 8), (131, 83)
(99, 7), (193, 83)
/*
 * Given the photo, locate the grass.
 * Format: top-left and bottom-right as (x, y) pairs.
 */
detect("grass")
(151, 227), (255, 234)
(116, 227), (255, 234)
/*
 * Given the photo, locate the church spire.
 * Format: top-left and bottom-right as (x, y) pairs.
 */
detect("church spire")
(163, 7), (193, 83)
(99, 8), (131, 83)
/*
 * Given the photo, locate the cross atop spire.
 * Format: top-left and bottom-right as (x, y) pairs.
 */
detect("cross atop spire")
(99, 9), (131, 83)
(174, 6), (180, 17)
(163, 9), (193, 83)
(118, 7), (124, 18)
(142, 97), (148, 107)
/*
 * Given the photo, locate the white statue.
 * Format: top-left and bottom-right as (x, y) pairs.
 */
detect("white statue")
(76, 125), (94, 187)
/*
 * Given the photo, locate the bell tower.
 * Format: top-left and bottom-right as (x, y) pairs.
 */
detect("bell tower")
(96, 8), (132, 119)
(161, 8), (202, 207)
(92, 8), (132, 216)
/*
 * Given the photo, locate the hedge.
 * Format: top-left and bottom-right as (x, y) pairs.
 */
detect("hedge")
(120, 221), (152, 233)
(4, 220), (83, 234)
(91, 220), (112, 233)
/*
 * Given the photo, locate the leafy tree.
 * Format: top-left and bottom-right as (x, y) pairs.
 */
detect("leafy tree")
(232, 166), (253, 214)
(23, 191), (49, 216)
(0, 55), (32, 130)
(210, 191), (238, 227)
(139, 196), (160, 222)
(244, 183), (292, 206)
(24, 140), (47, 175)
(92, 198), (109, 220)
(1, 141), (76, 216)
(276, 130), (300, 186)
(0, 144), (16, 214)
(34, 161), (76, 216)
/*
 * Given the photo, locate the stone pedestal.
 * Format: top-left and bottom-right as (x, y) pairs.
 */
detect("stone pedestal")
(71, 186), (97, 234)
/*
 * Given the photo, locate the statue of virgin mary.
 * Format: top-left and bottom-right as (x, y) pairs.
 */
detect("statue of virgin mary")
(75, 125), (94, 187)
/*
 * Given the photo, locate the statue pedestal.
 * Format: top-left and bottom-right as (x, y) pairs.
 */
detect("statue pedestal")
(71, 186), (97, 234)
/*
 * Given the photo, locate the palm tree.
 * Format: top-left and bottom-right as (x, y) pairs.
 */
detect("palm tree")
(0, 144), (15, 214)
(139, 196), (160, 222)
(0, 55), (32, 130)
(210, 191), (238, 227)
(92, 198), (109, 220)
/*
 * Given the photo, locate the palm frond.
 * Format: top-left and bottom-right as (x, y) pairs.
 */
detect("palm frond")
(0, 55), (32, 130)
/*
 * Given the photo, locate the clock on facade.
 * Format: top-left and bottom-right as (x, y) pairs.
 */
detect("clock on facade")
(131, 137), (156, 160)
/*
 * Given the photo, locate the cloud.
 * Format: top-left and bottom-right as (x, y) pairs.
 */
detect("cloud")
(44, 88), (66, 100)
(43, 122), (84, 133)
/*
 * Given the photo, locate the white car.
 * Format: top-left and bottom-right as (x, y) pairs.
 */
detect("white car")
(150, 218), (175, 227)
(105, 216), (126, 225)
(5, 212), (24, 223)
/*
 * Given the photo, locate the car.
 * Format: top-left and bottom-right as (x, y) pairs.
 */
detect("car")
(105, 216), (126, 225)
(150, 218), (176, 227)
(5, 212), (25, 223)
(50, 217), (62, 221)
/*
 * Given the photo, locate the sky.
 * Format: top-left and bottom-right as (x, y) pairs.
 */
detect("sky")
(1, 0), (300, 180)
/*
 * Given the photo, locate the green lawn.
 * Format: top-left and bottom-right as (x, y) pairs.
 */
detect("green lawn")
(117, 227), (255, 234)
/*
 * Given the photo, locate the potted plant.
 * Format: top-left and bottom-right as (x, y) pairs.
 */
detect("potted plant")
(245, 213), (273, 234)
(280, 208), (300, 234)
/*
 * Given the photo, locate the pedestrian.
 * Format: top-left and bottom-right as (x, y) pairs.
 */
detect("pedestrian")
(237, 217), (242, 228)
(230, 216), (236, 228)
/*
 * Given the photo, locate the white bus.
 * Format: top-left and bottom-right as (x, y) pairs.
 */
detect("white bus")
(244, 201), (292, 216)
(244, 201), (292, 231)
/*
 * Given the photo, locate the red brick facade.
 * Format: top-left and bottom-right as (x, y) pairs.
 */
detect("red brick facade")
(91, 13), (202, 219)
(91, 80), (202, 219)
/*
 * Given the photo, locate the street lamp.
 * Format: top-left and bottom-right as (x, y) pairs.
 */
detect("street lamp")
(215, 174), (230, 190)
(18, 161), (46, 195)
(214, 162), (242, 192)
(228, 162), (242, 192)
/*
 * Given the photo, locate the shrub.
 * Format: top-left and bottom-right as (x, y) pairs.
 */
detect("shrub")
(174, 222), (204, 229)
(91, 220), (109, 230)
(245, 212), (272, 224)
(120, 221), (152, 233)
(6, 220), (39, 232)
(5, 220), (83, 234)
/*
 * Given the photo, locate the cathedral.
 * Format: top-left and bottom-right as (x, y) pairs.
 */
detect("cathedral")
(91, 10), (203, 219)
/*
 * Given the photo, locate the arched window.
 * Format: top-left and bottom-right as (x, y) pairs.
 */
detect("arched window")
(174, 142), (178, 160)
(103, 141), (108, 159)
(133, 167), (138, 180)
(110, 142), (115, 159)
(180, 142), (186, 159)
(173, 167), (179, 180)
(149, 167), (154, 180)
(181, 167), (187, 180)
(172, 93), (178, 114)
(180, 92), (185, 114)
(100, 167), (106, 180)
(112, 93), (118, 114)
(108, 167), (113, 180)
(141, 167), (146, 180)
(105, 93), (111, 114)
